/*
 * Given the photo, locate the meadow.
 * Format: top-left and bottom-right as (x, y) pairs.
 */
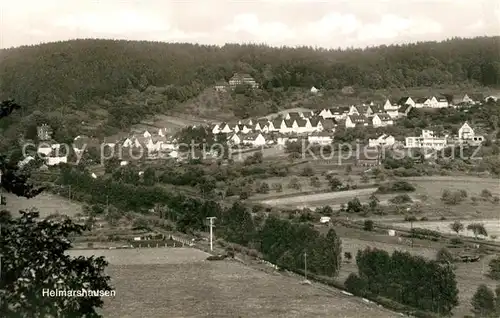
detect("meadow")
(4, 192), (83, 218)
(68, 248), (400, 318)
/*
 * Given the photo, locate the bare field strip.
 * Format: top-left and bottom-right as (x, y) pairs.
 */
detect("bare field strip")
(390, 219), (500, 242)
(68, 248), (400, 318)
(260, 188), (376, 207)
(5, 192), (82, 218)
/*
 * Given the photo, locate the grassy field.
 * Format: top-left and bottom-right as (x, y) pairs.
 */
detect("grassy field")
(401, 176), (500, 219)
(259, 187), (378, 208)
(391, 219), (500, 241)
(68, 248), (400, 318)
(4, 192), (83, 218)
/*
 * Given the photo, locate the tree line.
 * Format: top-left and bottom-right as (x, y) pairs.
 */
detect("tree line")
(345, 248), (459, 316)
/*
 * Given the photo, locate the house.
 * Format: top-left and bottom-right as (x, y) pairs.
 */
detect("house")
(142, 130), (152, 138)
(383, 99), (399, 111)
(45, 147), (68, 166)
(458, 122), (484, 144)
(331, 107), (350, 120)
(397, 97), (416, 107)
(414, 97), (431, 108)
(345, 115), (368, 129)
(242, 133), (266, 147)
(211, 124), (220, 134)
(310, 86), (319, 94)
(146, 136), (164, 153)
(228, 73), (258, 89)
(485, 96), (498, 103)
(219, 122), (233, 134)
(293, 118), (314, 134)
(37, 124), (53, 141)
(279, 119), (294, 134)
(308, 117), (323, 132)
(268, 119), (282, 132)
(239, 118), (254, 126)
(368, 134), (396, 148)
(372, 113), (394, 128)
(308, 131), (333, 145)
(228, 133), (241, 145)
(158, 128), (165, 137)
(437, 97), (449, 108)
(405, 130), (447, 150)
(254, 120), (269, 133)
(285, 112), (302, 120)
(234, 124), (251, 134)
(302, 112), (313, 119)
(398, 104), (413, 117)
(349, 105), (373, 117)
(319, 108), (333, 119)
(37, 143), (60, 156)
(214, 81), (228, 92)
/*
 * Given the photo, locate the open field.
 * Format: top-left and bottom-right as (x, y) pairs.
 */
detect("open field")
(4, 192), (83, 218)
(390, 219), (500, 241)
(259, 187), (378, 208)
(400, 176), (500, 219)
(68, 248), (400, 318)
(139, 115), (213, 134)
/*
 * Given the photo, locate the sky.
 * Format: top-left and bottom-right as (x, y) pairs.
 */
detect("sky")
(0, 0), (499, 49)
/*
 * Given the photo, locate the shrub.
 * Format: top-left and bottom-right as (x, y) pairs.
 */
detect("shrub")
(449, 238), (463, 245)
(488, 256), (500, 280)
(436, 248), (454, 263)
(256, 182), (270, 194)
(300, 165), (315, 177)
(390, 194), (413, 204)
(344, 273), (368, 297)
(376, 181), (415, 194)
(363, 220), (374, 231)
(441, 189), (467, 205)
(480, 189), (493, 199)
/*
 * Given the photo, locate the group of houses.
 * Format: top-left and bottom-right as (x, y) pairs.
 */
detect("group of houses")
(404, 122), (485, 150)
(212, 110), (338, 147)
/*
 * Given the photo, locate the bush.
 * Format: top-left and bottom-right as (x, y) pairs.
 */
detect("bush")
(480, 189), (493, 199)
(256, 182), (270, 194)
(441, 189), (468, 205)
(363, 220), (374, 231)
(436, 248), (454, 263)
(390, 194), (413, 204)
(309, 176), (321, 188)
(344, 273), (368, 297)
(488, 256), (500, 280)
(271, 183), (283, 192)
(450, 238), (463, 245)
(300, 165), (315, 177)
(376, 181), (415, 194)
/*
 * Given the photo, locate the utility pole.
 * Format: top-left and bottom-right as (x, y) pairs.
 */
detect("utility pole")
(206, 217), (216, 251)
(304, 251), (307, 281)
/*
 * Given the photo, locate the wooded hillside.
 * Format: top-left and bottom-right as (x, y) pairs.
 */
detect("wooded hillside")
(1, 36), (499, 106)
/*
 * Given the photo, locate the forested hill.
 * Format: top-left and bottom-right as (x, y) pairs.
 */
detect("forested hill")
(0, 36), (498, 144)
(1, 36), (499, 106)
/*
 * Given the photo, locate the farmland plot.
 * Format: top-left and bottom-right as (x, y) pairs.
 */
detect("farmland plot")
(4, 192), (83, 218)
(68, 248), (400, 318)
(259, 188), (377, 208)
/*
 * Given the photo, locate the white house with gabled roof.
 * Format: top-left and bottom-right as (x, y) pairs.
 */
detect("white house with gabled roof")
(369, 134), (395, 147)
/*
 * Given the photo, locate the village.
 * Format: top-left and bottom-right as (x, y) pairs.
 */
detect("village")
(26, 79), (495, 168)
